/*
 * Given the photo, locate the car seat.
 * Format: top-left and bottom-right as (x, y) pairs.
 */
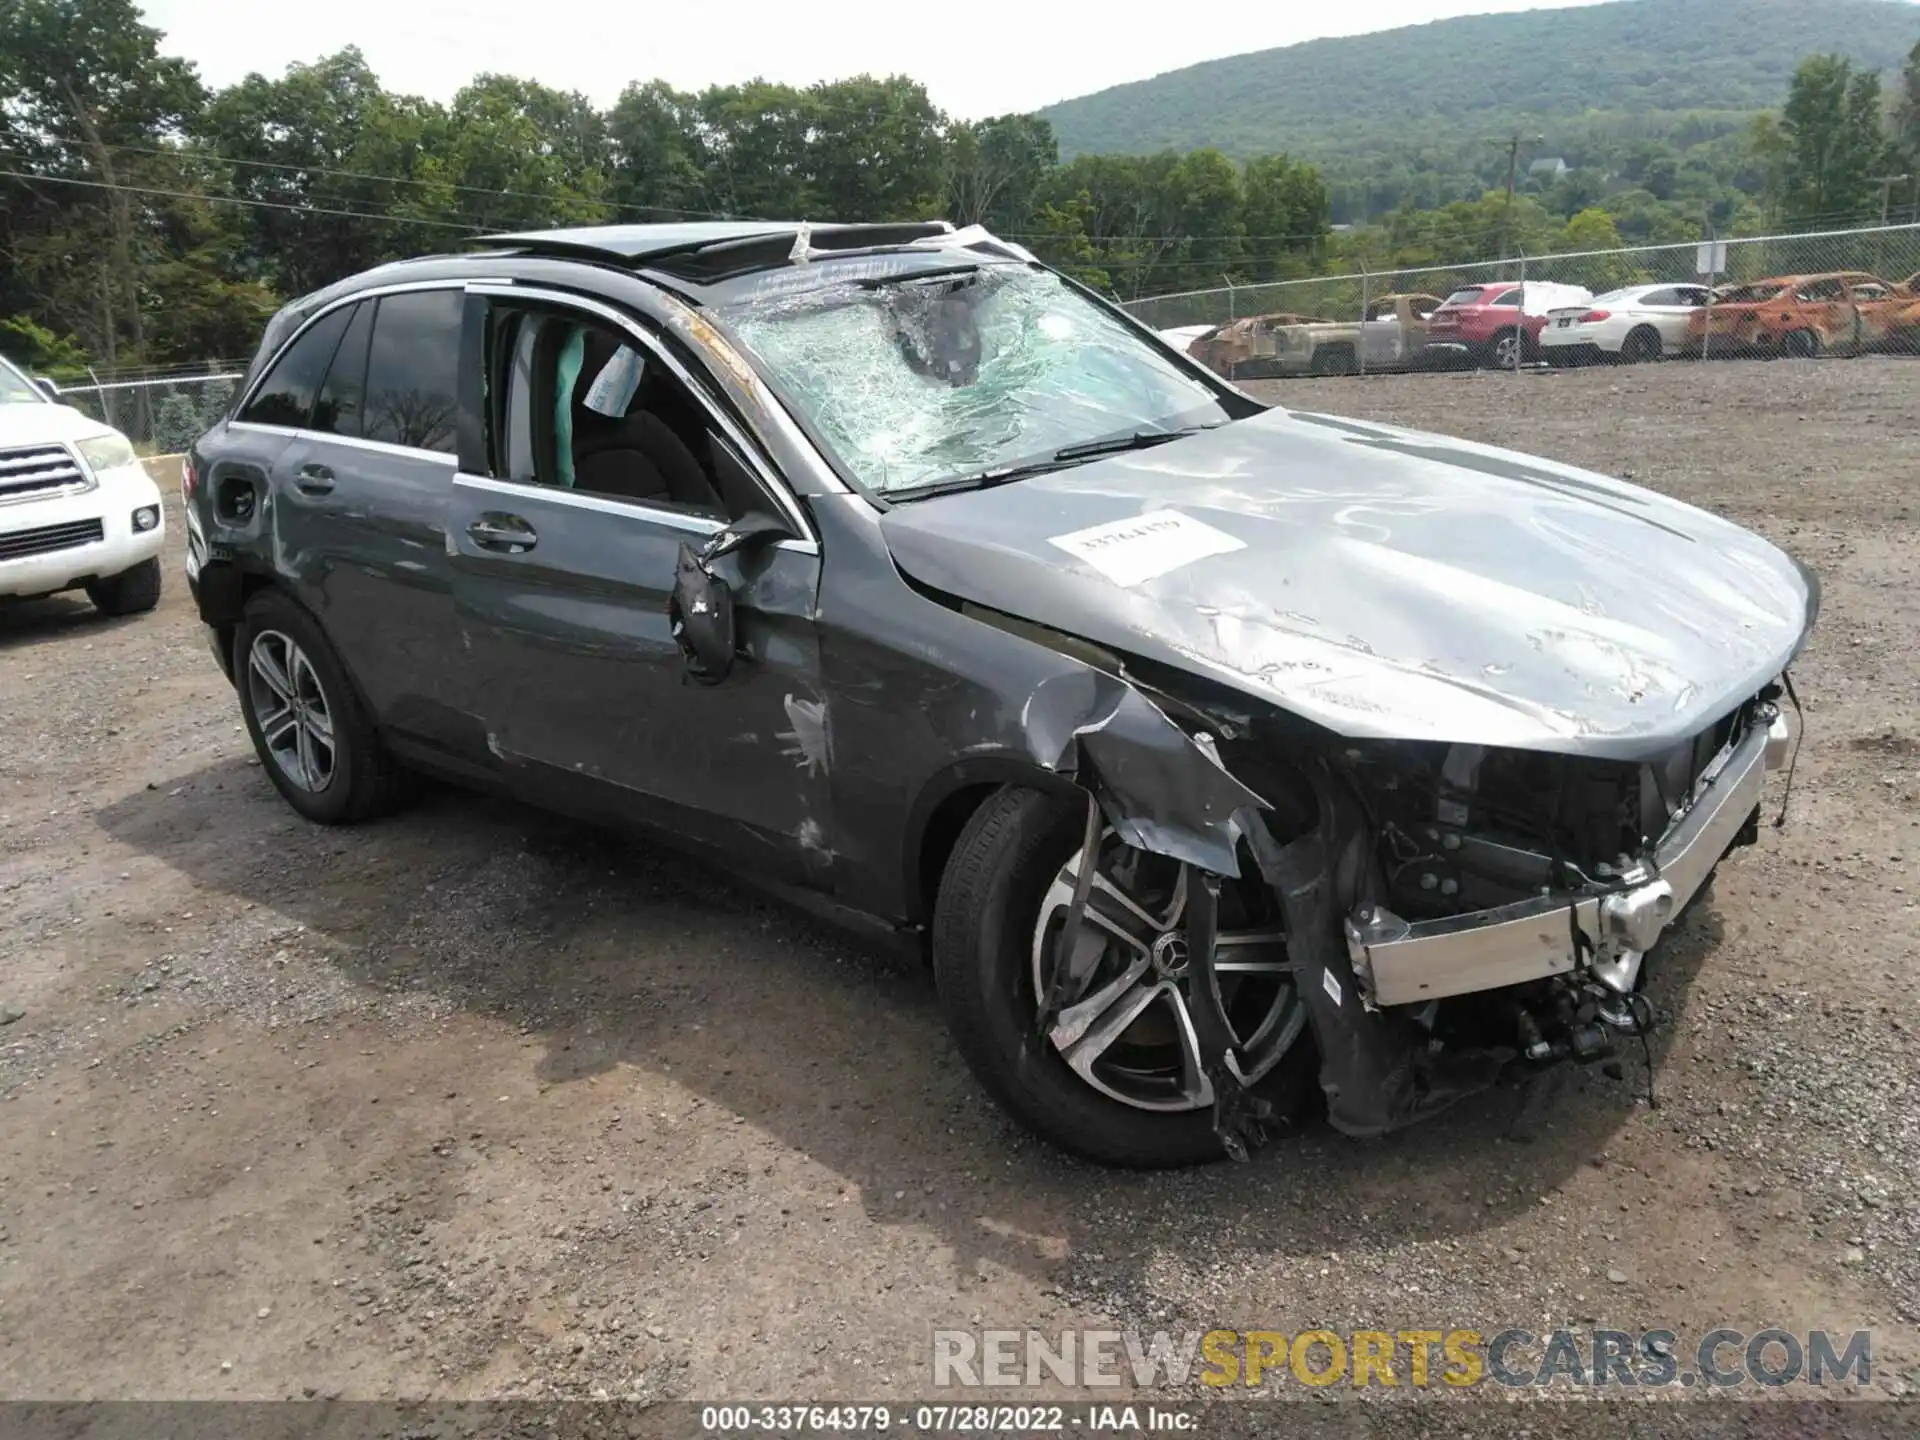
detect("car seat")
(564, 326), (722, 514)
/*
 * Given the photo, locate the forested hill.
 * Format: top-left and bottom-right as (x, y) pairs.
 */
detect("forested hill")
(1040, 0), (1919, 165)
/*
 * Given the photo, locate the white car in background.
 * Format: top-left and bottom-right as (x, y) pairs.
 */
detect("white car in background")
(0, 353), (166, 615)
(1540, 283), (1712, 364)
(1154, 323), (1216, 357)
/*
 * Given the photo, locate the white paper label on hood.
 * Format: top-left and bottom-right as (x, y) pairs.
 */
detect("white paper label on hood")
(1047, 510), (1246, 587)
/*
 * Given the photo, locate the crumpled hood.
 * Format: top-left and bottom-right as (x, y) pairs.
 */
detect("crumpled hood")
(0, 400), (116, 448)
(878, 407), (1817, 760)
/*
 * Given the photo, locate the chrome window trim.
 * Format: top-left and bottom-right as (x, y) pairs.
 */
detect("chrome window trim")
(643, 286), (854, 500)
(452, 471), (820, 555)
(227, 420), (453, 465)
(234, 278), (503, 422)
(464, 281), (819, 546)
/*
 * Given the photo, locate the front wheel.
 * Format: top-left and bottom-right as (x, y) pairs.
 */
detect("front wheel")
(931, 788), (1315, 1167)
(85, 557), (162, 616)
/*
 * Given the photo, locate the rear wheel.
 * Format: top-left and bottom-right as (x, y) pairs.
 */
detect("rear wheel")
(234, 589), (406, 825)
(1489, 328), (1531, 370)
(1620, 326), (1663, 364)
(1783, 329), (1820, 360)
(932, 787), (1314, 1167)
(85, 557), (161, 616)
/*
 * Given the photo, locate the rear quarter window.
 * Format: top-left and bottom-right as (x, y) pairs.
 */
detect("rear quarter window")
(238, 306), (354, 429)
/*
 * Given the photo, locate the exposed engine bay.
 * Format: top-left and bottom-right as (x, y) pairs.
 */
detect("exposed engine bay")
(1037, 656), (1797, 1160)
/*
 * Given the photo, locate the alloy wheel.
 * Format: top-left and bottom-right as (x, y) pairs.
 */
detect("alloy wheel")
(247, 629), (336, 792)
(1029, 830), (1306, 1113)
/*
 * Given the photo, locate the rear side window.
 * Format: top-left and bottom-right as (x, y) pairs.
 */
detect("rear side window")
(239, 306), (353, 429)
(1488, 289), (1521, 307)
(365, 290), (462, 454)
(311, 302), (373, 438)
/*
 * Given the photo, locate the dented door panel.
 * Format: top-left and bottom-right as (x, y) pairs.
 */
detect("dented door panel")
(448, 478), (833, 885)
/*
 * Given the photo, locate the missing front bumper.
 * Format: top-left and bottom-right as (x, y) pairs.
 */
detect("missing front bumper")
(1346, 711), (1787, 1008)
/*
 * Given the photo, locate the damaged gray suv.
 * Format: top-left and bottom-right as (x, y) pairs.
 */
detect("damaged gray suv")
(183, 221), (1816, 1167)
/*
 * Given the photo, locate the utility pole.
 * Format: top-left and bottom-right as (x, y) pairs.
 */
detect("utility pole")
(1489, 132), (1544, 260)
(1870, 174), (1910, 274)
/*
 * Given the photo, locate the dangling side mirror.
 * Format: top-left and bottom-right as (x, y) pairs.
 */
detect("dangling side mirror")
(34, 377), (60, 400)
(666, 513), (793, 686)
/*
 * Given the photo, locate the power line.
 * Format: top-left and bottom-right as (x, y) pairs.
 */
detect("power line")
(0, 167), (491, 232)
(33, 133), (763, 224)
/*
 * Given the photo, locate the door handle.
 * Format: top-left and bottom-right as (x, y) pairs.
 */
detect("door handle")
(468, 515), (537, 553)
(294, 463), (335, 495)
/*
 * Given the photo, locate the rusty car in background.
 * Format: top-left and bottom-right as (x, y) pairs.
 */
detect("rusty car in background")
(1183, 295), (1446, 379)
(1689, 271), (1911, 358)
(1187, 311), (1334, 379)
(1267, 293), (1447, 377)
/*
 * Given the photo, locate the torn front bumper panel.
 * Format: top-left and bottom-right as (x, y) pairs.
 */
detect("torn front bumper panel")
(1345, 709), (1790, 1008)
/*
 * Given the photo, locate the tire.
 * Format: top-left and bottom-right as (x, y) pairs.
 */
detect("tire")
(1621, 327), (1663, 364)
(1784, 329), (1820, 360)
(85, 557), (162, 616)
(233, 588), (406, 825)
(1488, 328), (1531, 370)
(931, 787), (1316, 1168)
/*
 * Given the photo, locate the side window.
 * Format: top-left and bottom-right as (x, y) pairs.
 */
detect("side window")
(1799, 278), (1846, 302)
(238, 306), (353, 429)
(365, 290), (462, 454)
(311, 301), (373, 438)
(488, 303), (754, 522)
(1490, 289), (1521, 307)
(1638, 288), (1676, 308)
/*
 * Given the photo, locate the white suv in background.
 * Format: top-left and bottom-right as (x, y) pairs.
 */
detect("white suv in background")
(0, 353), (165, 615)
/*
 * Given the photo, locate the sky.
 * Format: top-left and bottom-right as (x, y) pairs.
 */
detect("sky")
(138, 0), (1619, 121)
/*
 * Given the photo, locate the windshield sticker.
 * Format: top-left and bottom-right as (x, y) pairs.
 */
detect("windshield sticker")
(1048, 510), (1246, 587)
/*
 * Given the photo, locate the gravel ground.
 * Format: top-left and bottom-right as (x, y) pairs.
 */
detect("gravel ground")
(2, 359), (1917, 1414)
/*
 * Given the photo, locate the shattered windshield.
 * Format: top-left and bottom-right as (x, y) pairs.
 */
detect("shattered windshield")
(716, 264), (1232, 496)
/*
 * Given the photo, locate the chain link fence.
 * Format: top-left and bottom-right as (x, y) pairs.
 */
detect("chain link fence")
(47, 369), (244, 455)
(1125, 222), (1920, 380)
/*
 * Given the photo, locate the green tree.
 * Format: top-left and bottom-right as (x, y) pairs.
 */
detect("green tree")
(0, 315), (91, 376)
(1028, 193), (1110, 292)
(1896, 40), (1920, 182)
(196, 49), (409, 293)
(802, 76), (947, 222)
(1241, 153), (1330, 280)
(439, 74), (614, 231)
(606, 81), (707, 218)
(692, 81), (817, 219)
(0, 0), (205, 368)
(1778, 55), (1888, 225)
(946, 114), (1057, 233)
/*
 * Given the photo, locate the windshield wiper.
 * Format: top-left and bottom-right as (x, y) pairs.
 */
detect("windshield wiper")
(888, 425), (1221, 503)
(1050, 428), (1209, 463)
